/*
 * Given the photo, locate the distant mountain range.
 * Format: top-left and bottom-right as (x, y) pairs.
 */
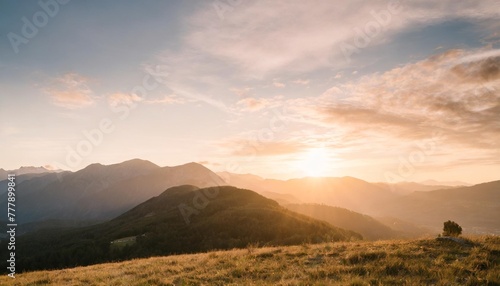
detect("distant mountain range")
(219, 172), (500, 235)
(218, 172), (394, 214)
(0, 166), (63, 181)
(0, 159), (498, 239)
(419, 179), (471, 186)
(0, 159), (224, 223)
(378, 181), (500, 234)
(3, 185), (360, 271)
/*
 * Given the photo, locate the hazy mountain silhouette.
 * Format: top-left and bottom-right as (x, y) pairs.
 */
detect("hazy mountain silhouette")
(218, 172), (393, 214)
(219, 172), (499, 235)
(218, 171), (302, 204)
(377, 180), (500, 234)
(0, 159), (224, 223)
(286, 203), (400, 240)
(5, 185), (361, 271)
(375, 182), (455, 195)
(0, 166), (63, 181)
(419, 179), (471, 186)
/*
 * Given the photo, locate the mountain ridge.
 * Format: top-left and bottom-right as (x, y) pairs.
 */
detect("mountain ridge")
(0, 159), (224, 223)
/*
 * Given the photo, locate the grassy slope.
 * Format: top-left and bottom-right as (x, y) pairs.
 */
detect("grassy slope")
(4, 236), (499, 285)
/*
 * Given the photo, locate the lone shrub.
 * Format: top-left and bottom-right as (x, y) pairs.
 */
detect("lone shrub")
(443, 220), (462, 237)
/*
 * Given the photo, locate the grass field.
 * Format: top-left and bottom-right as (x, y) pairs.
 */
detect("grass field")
(2, 236), (499, 285)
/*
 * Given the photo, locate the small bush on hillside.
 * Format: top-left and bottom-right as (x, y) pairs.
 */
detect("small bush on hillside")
(443, 220), (462, 237)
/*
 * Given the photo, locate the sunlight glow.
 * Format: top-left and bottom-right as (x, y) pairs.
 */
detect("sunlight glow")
(297, 148), (333, 177)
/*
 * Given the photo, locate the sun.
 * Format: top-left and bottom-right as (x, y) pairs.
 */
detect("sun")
(297, 148), (333, 177)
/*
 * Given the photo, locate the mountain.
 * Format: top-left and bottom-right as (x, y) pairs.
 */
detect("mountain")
(419, 179), (471, 186)
(377, 180), (500, 234)
(0, 159), (225, 223)
(0, 165), (63, 180)
(285, 203), (400, 240)
(218, 172), (394, 214)
(219, 172), (500, 235)
(375, 182), (455, 195)
(4, 185), (361, 271)
(0, 172), (67, 197)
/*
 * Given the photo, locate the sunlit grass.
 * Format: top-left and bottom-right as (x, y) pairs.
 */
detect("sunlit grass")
(3, 236), (499, 285)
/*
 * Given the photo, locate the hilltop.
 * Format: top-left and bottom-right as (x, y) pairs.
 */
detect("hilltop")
(3, 236), (498, 285)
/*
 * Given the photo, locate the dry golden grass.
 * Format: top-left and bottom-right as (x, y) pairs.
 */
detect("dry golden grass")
(2, 236), (499, 285)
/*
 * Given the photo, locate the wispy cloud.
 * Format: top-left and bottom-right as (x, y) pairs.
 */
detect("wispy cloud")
(145, 95), (184, 105)
(218, 137), (306, 157)
(185, 0), (499, 77)
(143, 50), (233, 113)
(229, 87), (253, 97)
(107, 92), (184, 109)
(108, 93), (143, 107)
(291, 79), (310, 85)
(236, 96), (284, 112)
(290, 48), (500, 153)
(45, 73), (95, 109)
(273, 81), (286, 88)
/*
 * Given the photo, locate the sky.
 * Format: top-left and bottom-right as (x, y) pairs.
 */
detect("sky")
(0, 0), (499, 184)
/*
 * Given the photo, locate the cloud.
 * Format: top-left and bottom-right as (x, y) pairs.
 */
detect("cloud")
(202, 48), (499, 178)
(185, 0), (500, 77)
(143, 52), (233, 113)
(108, 93), (143, 107)
(150, 1), (499, 116)
(291, 79), (310, 85)
(218, 137), (306, 157)
(229, 87), (253, 97)
(145, 95), (184, 105)
(220, 48), (499, 168)
(273, 81), (286, 88)
(236, 97), (269, 112)
(45, 73), (95, 109)
(107, 93), (183, 108)
(236, 96), (283, 112)
(290, 48), (500, 152)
